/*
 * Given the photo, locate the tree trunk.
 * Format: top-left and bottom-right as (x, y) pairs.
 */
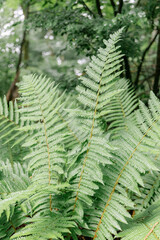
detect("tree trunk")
(96, 0), (103, 17)
(153, 33), (160, 95)
(6, 32), (26, 102)
(118, 0), (123, 14)
(6, 3), (29, 102)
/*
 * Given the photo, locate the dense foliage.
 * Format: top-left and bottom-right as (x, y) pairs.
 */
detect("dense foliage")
(0, 0), (160, 239)
(0, 0), (160, 100)
(0, 29), (160, 240)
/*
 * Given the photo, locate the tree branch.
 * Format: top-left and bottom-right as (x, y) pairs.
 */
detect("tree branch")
(96, 0), (103, 17)
(134, 29), (159, 88)
(80, 0), (95, 18)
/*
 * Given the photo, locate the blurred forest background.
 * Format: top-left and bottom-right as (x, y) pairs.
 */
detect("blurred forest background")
(0, 0), (160, 102)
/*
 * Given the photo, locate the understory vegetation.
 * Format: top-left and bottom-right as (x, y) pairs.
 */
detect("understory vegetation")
(0, 29), (160, 240)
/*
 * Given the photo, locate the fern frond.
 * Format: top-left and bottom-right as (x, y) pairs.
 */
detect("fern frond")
(0, 207), (26, 240)
(105, 78), (138, 137)
(55, 94), (86, 148)
(2, 74), (79, 238)
(11, 214), (77, 240)
(17, 75), (73, 210)
(133, 153), (160, 212)
(0, 96), (27, 146)
(134, 171), (160, 211)
(0, 97), (29, 164)
(118, 199), (160, 240)
(72, 29), (124, 211)
(0, 160), (31, 220)
(86, 93), (160, 239)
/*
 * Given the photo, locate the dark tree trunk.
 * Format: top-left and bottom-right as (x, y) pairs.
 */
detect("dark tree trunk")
(153, 33), (160, 95)
(96, 0), (103, 17)
(118, 0), (123, 14)
(6, 3), (29, 102)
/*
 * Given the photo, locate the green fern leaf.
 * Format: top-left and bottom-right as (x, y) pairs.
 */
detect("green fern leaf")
(72, 29), (125, 211)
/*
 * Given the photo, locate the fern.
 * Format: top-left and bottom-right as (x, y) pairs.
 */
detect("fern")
(71, 29), (124, 211)
(0, 96), (28, 146)
(86, 91), (160, 240)
(105, 78), (138, 137)
(0, 29), (160, 240)
(118, 199), (160, 240)
(0, 97), (29, 164)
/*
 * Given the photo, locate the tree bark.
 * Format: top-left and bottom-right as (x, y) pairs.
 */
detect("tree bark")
(118, 0), (123, 14)
(134, 30), (159, 89)
(96, 0), (103, 17)
(153, 33), (160, 95)
(6, 3), (29, 102)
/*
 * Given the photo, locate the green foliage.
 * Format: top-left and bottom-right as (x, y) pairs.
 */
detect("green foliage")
(0, 29), (160, 240)
(118, 200), (160, 240)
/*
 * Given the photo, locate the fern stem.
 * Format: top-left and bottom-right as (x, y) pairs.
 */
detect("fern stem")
(144, 222), (159, 240)
(10, 220), (16, 232)
(93, 118), (159, 239)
